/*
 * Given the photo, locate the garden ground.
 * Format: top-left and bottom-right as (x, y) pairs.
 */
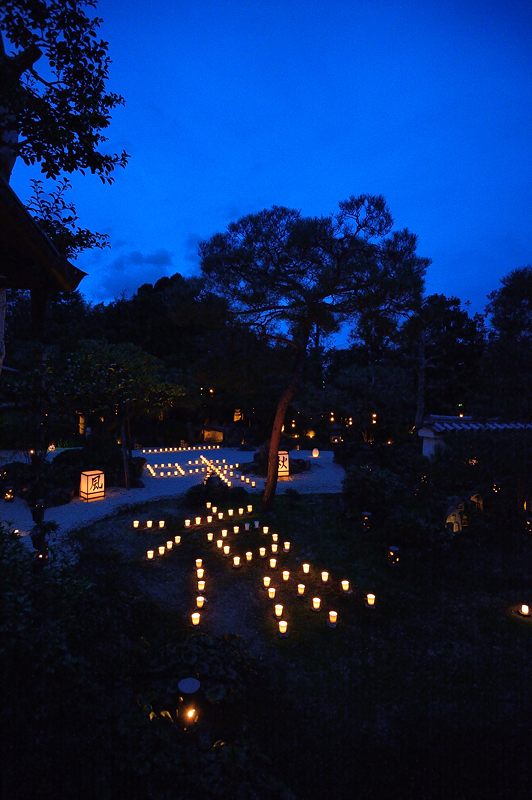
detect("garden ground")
(68, 491), (532, 800)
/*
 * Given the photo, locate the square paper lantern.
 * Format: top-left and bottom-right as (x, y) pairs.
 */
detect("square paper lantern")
(278, 450), (290, 477)
(80, 470), (105, 502)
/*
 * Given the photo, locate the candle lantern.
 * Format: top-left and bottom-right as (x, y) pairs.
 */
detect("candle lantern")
(278, 620), (288, 636)
(184, 519), (191, 528)
(221, 529), (228, 538)
(79, 470), (105, 502)
(206, 501), (212, 509)
(191, 612), (200, 626)
(133, 520), (140, 528)
(328, 610), (338, 627)
(195, 517), (201, 526)
(263, 526), (269, 534)
(251, 481), (256, 487)
(297, 583), (305, 595)
(158, 546), (165, 556)
(283, 541), (291, 552)
(196, 596), (205, 608)
(312, 597), (321, 611)
(174, 535), (181, 545)
(233, 526), (239, 534)
(247, 504), (253, 513)
(197, 568), (204, 579)
(206, 515), (213, 523)
(519, 604), (530, 616)
(198, 580), (205, 591)
(195, 558), (203, 568)
(274, 603), (283, 618)
(259, 547), (266, 557)
(228, 509), (234, 516)
(207, 532), (214, 542)
(321, 571), (329, 583)
(147, 550), (154, 560)
(269, 558), (277, 569)
(268, 587), (276, 599)
(233, 556), (241, 568)
(312, 448), (319, 458)
(166, 540), (173, 550)
(216, 539), (223, 549)
(223, 545), (230, 556)
(238, 508), (244, 515)
(282, 570), (290, 582)
(366, 593), (376, 606)
(271, 533), (278, 542)
(271, 543), (278, 553)
(341, 579), (350, 592)
(387, 545), (400, 566)
(159, 520), (165, 528)
(218, 512), (224, 520)
(245, 551), (253, 562)
(146, 520), (153, 529)
(212, 506), (218, 514)
(263, 576), (271, 588)
(302, 563), (310, 574)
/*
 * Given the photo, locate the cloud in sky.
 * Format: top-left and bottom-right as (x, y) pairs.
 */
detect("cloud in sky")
(82, 248), (174, 303)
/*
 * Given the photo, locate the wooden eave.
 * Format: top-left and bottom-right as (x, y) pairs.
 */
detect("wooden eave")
(0, 176), (86, 292)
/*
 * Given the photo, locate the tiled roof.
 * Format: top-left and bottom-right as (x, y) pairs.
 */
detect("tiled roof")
(422, 416), (532, 434)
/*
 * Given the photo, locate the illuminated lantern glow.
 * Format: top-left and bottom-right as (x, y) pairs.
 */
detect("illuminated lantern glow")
(278, 620), (288, 635)
(184, 519), (191, 528)
(269, 558), (277, 569)
(221, 529), (228, 538)
(195, 558), (203, 568)
(228, 509), (234, 517)
(259, 547), (266, 557)
(312, 448), (320, 458)
(312, 597), (321, 611)
(268, 587), (276, 599)
(198, 580), (205, 591)
(272, 533), (279, 542)
(196, 596), (205, 608)
(238, 508), (244, 515)
(519, 604), (530, 616)
(212, 506), (218, 514)
(174, 535), (181, 544)
(166, 541), (173, 550)
(366, 593), (376, 606)
(206, 501), (212, 509)
(271, 544), (278, 553)
(328, 610), (338, 627)
(283, 541), (291, 551)
(195, 517), (201, 525)
(321, 571), (329, 583)
(159, 520), (165, 528)
(302, 563), (310, 574)
(223, 545), (231, 556)
(247, 505), (253, 512)
(263, 526), (269, 534)
(263, 576), (271, 588)
(233, 555), (241, 568)
(146, 520), (153, 529)
(133, 520), (140, 528)
(245, 551), (253, 562)
(191, 612), (200, 626)
(297, 583), (305, 595)
(206, 515), (213, 523)
(158, 546), (165, 555)
(341, 579), (350, 592)
(274, 603), (283, 618)
(233, 526), (239, 533)
(147, 550), (154, 560)
(207, 532), (214, 541)
(79, 470), (105, 502)
(282, 570), (290, 582)
(218, 512), (224, 520)
(197, 568), (204, 579)
(216, 539), (223, 549)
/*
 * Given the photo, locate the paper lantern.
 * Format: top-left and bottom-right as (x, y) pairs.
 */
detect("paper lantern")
(159, 520), (165, 528)
(146, 550), (154, 560)
(212, 506), (218, 513)
(302, 563), (310, 574)
(133, 520), (140, 528)
(158, 546), (165, 555)
(247, 504), (253, 513)
(274, 603), (283, 618)
(233, 526), (239, 534)
(312, 597), (321, 611)
(328, 610), (338, 627)
(221, 529), (228, 538)
(259, 547), (266, 557)
(216, 540), (223, 549)
(238, 508), (244, 515)
(207, 532), (214, 542)
(232, 556), (241, 568)
(278, 620), (288, 635)
(184, 519), (191, 528)
(191, 612), (200, 626)
(196, 596), (205, 608)
(174, 535), (181, 545)
(366, 593), (376, 606)
(271, 543), (278, 553)
(223, 544), (230, 556)
(245, 551), (253, 562)
(282, 570), (290, 582)
(263, 526), (269, 534)
(263, 576), (271, 588)
(80, 470), (105, 502)
(283, 541), (291, 552)
(297, 583), (305, 595)
(272, 533), (278, 542)
(341, 579), (350, 592)
(228, 509), (234, 516)
(146, 520), (153, 529)
(195, 517), (201, 525)
(268, 587), (276, 599)
(166, 540), (173, 550)
(312, 448), (319, 458)
(198, 580), (205, 591)
(206, 501), (212, 509)
(269, 558), (277, 569)
(197, 568), (204, 579)
(519, 604), (530, 616)
(278, 451), (289, 477)
(195, 558), (203, 568)
(321, 571), (329, 583)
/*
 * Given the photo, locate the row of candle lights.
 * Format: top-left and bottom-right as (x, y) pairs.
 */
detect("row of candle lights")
(142, 445), (221, 453)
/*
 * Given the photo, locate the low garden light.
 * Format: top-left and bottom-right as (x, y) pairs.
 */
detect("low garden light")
(133, 520), (140, 528)
(174, 535), (181, 545)
(297, 583), (305, 595)
(328, 610), (338, 628)
(269, 558), (277, 569)
(159, 520), (165, 528)
(321, 571), (329, 583)
(278, 620), (288, 636)
(198, 580), (205, 592)
(158, 546), (165, 556)
(196, 596), (205, 608)
(366, 593), (376, 606)
(191, 612), (200, 626)
(146, 550), (154, 560)
(282, 570), (290, 581)
(302, 563), (310, 574)
(232, 555), (241, 568)
(263, 576), (271, 588)
(268, 587), (276, 599)
(195, 558), (203, 568)
(312, 597), (321, 611)
(146, 520), (153, 528)
(274, 603), (283, 618)
(341, 580), (350, 592)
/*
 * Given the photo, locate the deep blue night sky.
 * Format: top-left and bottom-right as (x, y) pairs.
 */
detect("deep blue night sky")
(12, 0), (532, 310)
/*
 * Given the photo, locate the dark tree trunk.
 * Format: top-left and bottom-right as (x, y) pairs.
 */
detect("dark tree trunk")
(414, 332), (426, 429)
(262, 331), (309, 509)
